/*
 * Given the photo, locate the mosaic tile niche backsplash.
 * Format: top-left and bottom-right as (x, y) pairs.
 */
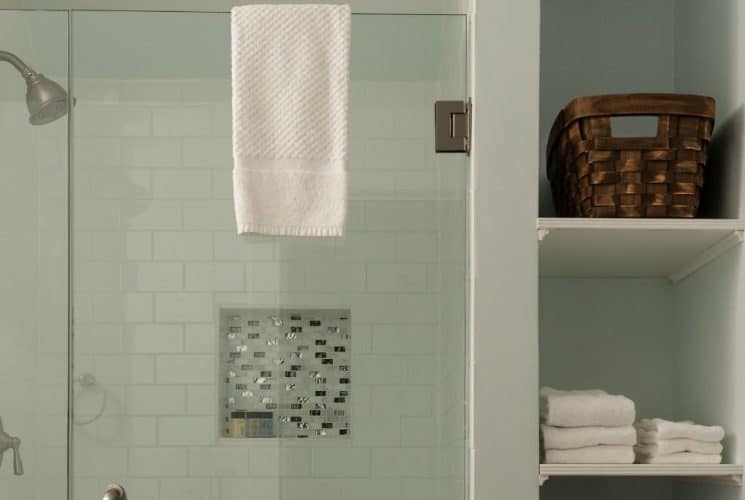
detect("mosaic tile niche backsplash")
(220, 308), (351, 439)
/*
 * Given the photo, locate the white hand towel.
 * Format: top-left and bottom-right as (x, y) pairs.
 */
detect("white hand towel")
(542, 425), (636, 450)
(635, 419), (724, 442)
(636, 452), (722, 465)
(635, 439), (723, 457)
(231, 4), (350, 236)
(544, 445), (635, 464)
(540, 387), (636, 427)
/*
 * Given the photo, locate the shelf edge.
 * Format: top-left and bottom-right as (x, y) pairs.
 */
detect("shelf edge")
(668, 230), (745, 283)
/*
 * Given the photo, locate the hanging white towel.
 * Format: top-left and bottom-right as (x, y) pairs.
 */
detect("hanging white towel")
(636, 452), (722, 465)
(541, 424), (636, 450)
(231, 4), (351, 236)
(635, 419), (724, 442)
(634, 440), (723, 457)
(544, 445), (635, 464)
(540, 387), (636, 428)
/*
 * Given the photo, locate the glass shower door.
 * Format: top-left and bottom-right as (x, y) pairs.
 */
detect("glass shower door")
(0, 10), (69, 500)
(72, 11), (467, 500)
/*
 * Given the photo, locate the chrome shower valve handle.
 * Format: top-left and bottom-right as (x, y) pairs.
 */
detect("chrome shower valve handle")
(0, 417), (23, 476)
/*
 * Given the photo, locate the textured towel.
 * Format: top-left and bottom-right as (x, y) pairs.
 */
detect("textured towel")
(542, 425), (636, 450)
(635, 419), (724, 443)
(636, 452), (722, 464)
(540, 387), (636, 427)
(231, 4), (351, 236)
(544, 445), (635, 464)
(635, 440), (723, 457)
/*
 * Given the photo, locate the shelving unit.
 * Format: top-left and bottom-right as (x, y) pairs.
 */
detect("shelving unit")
(538, 218), (745, 282)
(539, 464), (744, 486)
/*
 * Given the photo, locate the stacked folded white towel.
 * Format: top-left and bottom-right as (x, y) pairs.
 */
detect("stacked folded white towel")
(541, 387), (636, 464)
(634, 418), (724, 464)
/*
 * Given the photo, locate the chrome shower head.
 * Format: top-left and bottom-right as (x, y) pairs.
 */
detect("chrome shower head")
(0, 50), (70, 126)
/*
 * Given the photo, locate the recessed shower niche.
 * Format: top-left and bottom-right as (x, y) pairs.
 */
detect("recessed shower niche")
(219, 307), (351, 439)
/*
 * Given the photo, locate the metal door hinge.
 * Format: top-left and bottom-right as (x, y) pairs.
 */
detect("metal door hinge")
(435, 99), (471, 154)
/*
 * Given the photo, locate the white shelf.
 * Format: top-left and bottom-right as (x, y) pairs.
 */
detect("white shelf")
(539, 464), (744, 486)
(538, 218), (745, 283)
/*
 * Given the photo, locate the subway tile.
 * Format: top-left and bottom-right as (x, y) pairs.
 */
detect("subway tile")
(280, 478), (341, 500)
(185, 324), (217, 353)
(349, 169), (397, 200)
(372, 325), (435, 354)
(401, 417), (436, 446)
(211, 169), (233, 199)
(128, 448), (187, 477)
(337, 478), (403, 500)
(371, 448), (433, 477)
(158, 416), (216, 445)
(189, 447), (249, 477)
(214, 232), (276, 261)
(183, 200), (235, 229)
(160, 479), (214, 500)
(154, 232), (213, 260)
(334, 232), (397, 261)
(75, 137), (122, 168)
(126, 386), (185, 415)
(152, 170), (212, 199)
(121, 137), (182, 168)
(365, 139), (428, 170)
(352, 415), (401, 447)
(156, 355), (215, 384)
(222, 478), (279, 500)
(367, 264), (427, 292)
(155, 293), (213, 322)
(304, 262), (366, 291)
(404, 356), (436, 385)
(76, 104), (151, 137)
(124, 200), (181, 230)
(152, 106), (212, 136)
(185, 262), (244, 291)
(245, 262), (303, 291)
(365, 201), (438, 231)
(180, 80), (230, 102)
(396, 294), (437, 324)
(125, 292), (154, 322)
(74, 324), (123, 354)
(187, 385), (217, 415)
(119, 79), (184, 103)
(182, 137), (232, 168)
(125, 324), (184, 353)
(311, 448), (371, 478)
(353, 355), (404, 385)
(126, 262), (183, 291)
(396, 170), (438, 200)
(93, 354), (156, 385)
(247, 447), (312, 477)
(76, 262), (121, 291)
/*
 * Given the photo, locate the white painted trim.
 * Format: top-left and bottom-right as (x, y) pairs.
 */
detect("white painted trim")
(0, 0), (467, 14)
(538, 217), (745, 232)
(668, 230), (745, 283)
(470, 3), (539, 500)
(539, 464), (744, 486)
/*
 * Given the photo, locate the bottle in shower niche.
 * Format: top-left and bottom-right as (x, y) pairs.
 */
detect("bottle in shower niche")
(229, 411), (247, 438)
(246, 412), (274, 437)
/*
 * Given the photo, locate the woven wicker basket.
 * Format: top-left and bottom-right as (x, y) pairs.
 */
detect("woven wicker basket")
(547, 93), (715, 218)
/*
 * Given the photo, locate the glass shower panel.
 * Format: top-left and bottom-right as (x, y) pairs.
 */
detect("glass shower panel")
(0, 10), (69, 500)
(72, 11), (467, 500)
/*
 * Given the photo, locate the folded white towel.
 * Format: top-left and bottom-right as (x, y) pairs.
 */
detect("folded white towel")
(540, 387), (636, 427)
(635, 419), (724, 443)
(544, 445), (635, 464)
(636, 452), (722, 465)
(635, 439), (723, 456)
(231, 4), (351, 236)
(542, 424), (636, 450)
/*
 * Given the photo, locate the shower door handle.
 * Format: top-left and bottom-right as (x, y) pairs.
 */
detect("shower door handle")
(102, 484), (126, 500)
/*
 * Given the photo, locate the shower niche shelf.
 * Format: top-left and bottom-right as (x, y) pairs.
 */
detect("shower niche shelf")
(219, 307), (351, 439)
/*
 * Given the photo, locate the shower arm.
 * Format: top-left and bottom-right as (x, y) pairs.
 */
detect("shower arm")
(0, 51), (37, 81)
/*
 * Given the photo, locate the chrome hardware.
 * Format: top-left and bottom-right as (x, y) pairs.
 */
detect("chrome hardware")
(0, 417), (23, 476)
(435, 99), (472, 154)
(102, 484), (127, 500)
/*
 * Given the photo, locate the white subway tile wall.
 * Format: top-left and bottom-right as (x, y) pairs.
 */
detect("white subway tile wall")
(71, 13), (467, 500)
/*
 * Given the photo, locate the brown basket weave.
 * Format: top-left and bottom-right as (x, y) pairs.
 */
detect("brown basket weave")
(547, 93), (715, 218)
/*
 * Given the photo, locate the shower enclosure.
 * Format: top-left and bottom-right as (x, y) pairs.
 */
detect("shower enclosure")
(0, 8), (468, 500)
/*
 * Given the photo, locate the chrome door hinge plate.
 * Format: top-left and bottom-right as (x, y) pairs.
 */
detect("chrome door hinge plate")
(435, 99), (471, 154)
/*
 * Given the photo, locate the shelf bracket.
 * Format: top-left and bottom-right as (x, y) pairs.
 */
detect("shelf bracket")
(667, 230), (745, 284)
(537, 228), (551, 242)
(538, 473), (549, 486)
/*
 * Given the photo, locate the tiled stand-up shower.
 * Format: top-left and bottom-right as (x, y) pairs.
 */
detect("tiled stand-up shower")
(0, 9), (468, 500)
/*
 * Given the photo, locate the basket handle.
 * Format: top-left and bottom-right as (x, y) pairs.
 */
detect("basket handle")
(562, 93), (715, 122)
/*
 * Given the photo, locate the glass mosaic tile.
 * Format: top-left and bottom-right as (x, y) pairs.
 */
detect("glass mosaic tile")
(219, 307), (351, 439)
